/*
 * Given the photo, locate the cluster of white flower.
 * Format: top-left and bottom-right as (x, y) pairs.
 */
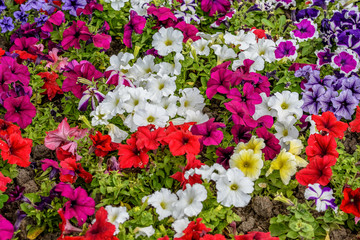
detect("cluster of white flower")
(104, 205), (130, 235)
(91, 50), (209, 135)
(253, 91), (304, 147)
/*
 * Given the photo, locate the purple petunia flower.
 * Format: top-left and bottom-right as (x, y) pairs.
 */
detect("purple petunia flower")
(0, 0), (6, 13)
(332, 89), (359, 120)
(61, 20), (91, 50)
(0, 214), (14, 240)
(296, 8), (320, 21)
(34, 14), (49, 27)
(78, 87), (105, 111)
(23, 0), (44, 11)
(123, 10), (146, 49)
(294, 65), (315, 80)
(62, 0), (87, 16)
(305, 183), (337, 212)
(291, 18), (318, 42)
(14, 211), (27, 232)
(337, 29), (360, 57)
(302, 84), (325, 115)
(304, 70), (333, 89)
(216, 146), (234, 169)
(201, 0), (231, 17)
(275, 40), (298, 61)
(342, 76), (360, 100)
(1, 56), (31, 86)
(0, 17), (14, 33)
(331, 49), (359, 75)
(4, 96), (37, 129)
(61, 186), (95, 226)
(14, 7), (29, 24)
(206, 67), (233, 99)
(319, 88), (338, 113)
(276, 0), (295, 8)
(191, 118), (226, 146)
(316, 48), (334, 66)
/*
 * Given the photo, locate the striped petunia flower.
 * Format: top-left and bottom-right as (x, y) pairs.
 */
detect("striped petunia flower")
(305, 183), (337, 212)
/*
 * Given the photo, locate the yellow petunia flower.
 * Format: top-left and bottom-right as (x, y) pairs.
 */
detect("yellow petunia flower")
(229, 149), (264, 181)
(234, 136), (265, 155)
(266, 149), (297, 185)
(287, 139), (308, 168)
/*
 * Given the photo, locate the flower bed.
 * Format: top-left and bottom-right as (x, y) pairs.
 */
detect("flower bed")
(0, 0), (360, 239)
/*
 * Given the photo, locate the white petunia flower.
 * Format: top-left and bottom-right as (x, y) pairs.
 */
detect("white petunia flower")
(191, 38), (210, 57)
(274, 116), (299, 146)
(216, 168), (254, 207)
(195, 163), (226, 182)
(106, 124), (128, 143)
(127, 55), (159, 82)
(177, 88), (206, 116)
(157, 53), (184, 76)
(147, 188), (178, 220)
(159, 95), (179, 118)
(105, 205), (129, 235)
(135, 226), (155, 238)
(233, 52), (264, 72)
(130, 0), (150, 15)
(106, 52), (134, 73)
(152, 27), (184, 56)
(246, 38), (276, 63)
(124, 114), (138, 132)
(104, 0), (129, 10)
(101, 86), (130, 117)
(133, 103), (169, 127)
(211, 44), (237, 63)
(172, 218), (190, 238)
(268, 91), (304, 120)
(122, 87), (150, 113)
(224, 30), (256, 50)
(90, 106), (111, 126)
(253, 92), (276, 120)
(173, 183), (207, 219)
(145, 74), (177, 101)
(184, 110), (209, 124)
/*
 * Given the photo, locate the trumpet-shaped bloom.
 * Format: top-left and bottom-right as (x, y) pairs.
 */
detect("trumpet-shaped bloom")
(229, 149), (263, 181)
(123, 10), (146, 48)
(0, 133), (32, 167)
(340, 188), (360, 217)
(305, 134), (338, 161)
(266, 149), (297, 185)
(256, 127), (281, 160)
(305, 183), (337, 212)
(312, 111), (348, 139)
(61, 20), (91, 50)
(201, 0), (231, 16)
(0, 215), (14, 240)
(216, 168), (254, 207)
(268, 91), (303, 120)
(0, 172), (11, 192)
(85, 207), (116, 240)
(152, 27), (184, 56)
(190, 118), (226, 146)
(147, 188), (178, 220)
(287, 139), (307, 168)
(173, 183), (207, 218)
(3, 96), (36, 129)
(234, 136), (265, 155)
(350, 106), (360, 132)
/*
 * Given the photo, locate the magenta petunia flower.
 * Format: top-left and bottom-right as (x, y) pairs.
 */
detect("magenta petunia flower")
(147, 6), (177, 22)
(41, 11), (65, 32)
(206, 67), (233, 99)
(201, 0), (231, 17)
(256, 127), (281, 160)
(0, 214), (14, 240)
(9, 37), (38, 53)
(231, 124), (252, 144)
(224, 100), (258, 128)
(62, 62), (103, 99)
(331, 50), (359, 75)
(92, 33), (111, 49)
(61, 186), (95, 226)
(291, 19), (318, 42)
(175, 22), (201, 43)
(0, 56), (31, 86)
(190, 118), (226, 146)
(227, 83), (262, 115)
(123, 10), (146, 48)
(4, 96), (36, 129)
(61, 20), (91, 50)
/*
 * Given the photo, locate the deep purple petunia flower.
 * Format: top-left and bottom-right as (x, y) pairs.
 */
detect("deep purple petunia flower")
(216, 146), (234, 169)
(201, 0), (231, 17)
(123, 10), (146, 48)
(0, 215), (14, 240)
(7, 186), (29, 203)
(291, 19), (318, 42)
(62, 0), (87, 16)
(337, 29), (360, 57)
(13, 8), (29, 24)
(14, 211), (27, 232)
(296, 8), (320, 21)
(332, 89), (359, 120)
(4, 96), (37, 129)
(62, 62), (103, 99)
(331, 50), (359, 75)
(256, 127), (281, 160)
(342, 76), (360, 100)
(61, 186), (95, 226)
(230, 124), (252, 144)
(34, 14), (49, 27)
(0, 17), (14, 33)
(275, 40), (298, 60)
(319, 89), (338, 113)
(190, 118), (226, 146)
(316, 48), (334, 66)
(302, 84), (325, 115)
(206, 67), (233, 99)
(61, 20), (91, 50)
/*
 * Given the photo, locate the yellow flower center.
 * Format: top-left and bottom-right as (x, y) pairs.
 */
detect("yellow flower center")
(165, 39), (173, 46)
(281, 102), (289, 110)
(160, 201), (167, 209)
(147, 116), (155, 123)
(283, 129), (288, 136)
(230, 184), (239, 191)
(159, 83), (165, 90)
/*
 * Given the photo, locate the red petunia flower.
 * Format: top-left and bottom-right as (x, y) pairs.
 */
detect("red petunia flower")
(340, 188), (360, 217)
(0, 133), (32, 167)
(0, 172), (11, 192)
(305, 134), (338, 161)
(235, 231), (279, 240)
(135, 125), (165, 150)
(38, 71), (63, 100)
(295, 155), (336, 186)
(350, 106), (360, 133)
(118, 136), (149, 168)
(171, 155), (204, 189)
(84, 207), (116, 240)
(0, 119), (20, 141)
(90, 131), (113, 157)
(14, 0), (27, 4)
(0, 48), (5, 58)
(312, 111), (348, 139)
(251, 27), (267, 39)
(175, 218), (211, 240)
(57, 208), (82, 239)
(200, 234), (226, 240)
(162, 129), (201, 156)
(59, 157), (93, 184)
(13, 50), (37, 61)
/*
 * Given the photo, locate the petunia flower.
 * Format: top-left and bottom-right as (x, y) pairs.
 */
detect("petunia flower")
(350, 106), (360, 132)
(227, 83), (262, 115)
(224, 101), (258, 128)
(216, 168), (254, 207)
(135, 125), (165, 150)
(312, 111), (348, 139)
(62, 0), (87, 16)
(305, 134), (338, 161)
(235, 232), (279, 240)
(0, 214), (14, 240)
(305, 183), (337, 212)
(41, 159), (60, 180)
(171, 155), (204, 189)
(174, 218), (211, 240)
(296, 156), (336, 186)
(291, 18), (318, 42)
(286, 139), (307, 168)
(231, 125), (252, 144)
(89, 131), (113, 157)
(1, 56), (31, 86)
(147, 188), (178, 220)
(85, 207), (116, 240)
(229, 149), (263, 181)
(216, 147), (234, 170)
(266, 149), (297, 185)
(190, 118), (226, 146)
(268, 91), (303, 120)
(332, 89), (359, 120)
(201, 0), (231, 16)
(316, 48), (334, 66)
(0, 17), (14, 33)
(173, 184), (207, 218)
(104, 205), (129, 235)
(331, 49), (359, 75)
(175, 22), (200, 43)
(0, 133), (32, 167)
(234, 136), (265, 156)
(0, 119), (20, 140)
(38, 71), (63, 100)
(152, 27), (184, 56)
(256, 127), (281, 160)
(61, 20), (91, 50)
(301, 84), (325, 115)
(117, 136), (149, 168)
(162, 128), (201, 156)
(78, 87), (105, 111)
(275, 39), (298, 61)
(206, 67), (233, 100)
(342, 76), (360, 100)
(58, 208), (83, 238)
(0, 172), (11, 192)
(123, 10), (146, 48)
(62, 186), (95, 226)
(340, 188), (360, 217)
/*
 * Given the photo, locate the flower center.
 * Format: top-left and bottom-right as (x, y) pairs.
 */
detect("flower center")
(230, 184), (238, 191)
(158, 83), (165, 90)
(160, 201), (167, 209)
(147, 116), (155, 123)
(281, 102), (289, 110)
(283, 129), (288, 136)
(164, 39), (173, 46)
(184, 100), (189, 107)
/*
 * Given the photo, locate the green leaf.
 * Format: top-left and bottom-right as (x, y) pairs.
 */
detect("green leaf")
(269, 223), (288, 236)
(261, 18), (275, 28)
(287, 231), (299, 239)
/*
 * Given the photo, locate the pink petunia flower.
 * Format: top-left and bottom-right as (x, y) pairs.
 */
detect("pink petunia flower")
(4, 96), (36, 129)
(61, 20), (91, 50)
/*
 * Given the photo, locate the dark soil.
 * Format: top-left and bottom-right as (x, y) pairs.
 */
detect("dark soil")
(342, 130), (360, 154)
(106, 37), (125, 56)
